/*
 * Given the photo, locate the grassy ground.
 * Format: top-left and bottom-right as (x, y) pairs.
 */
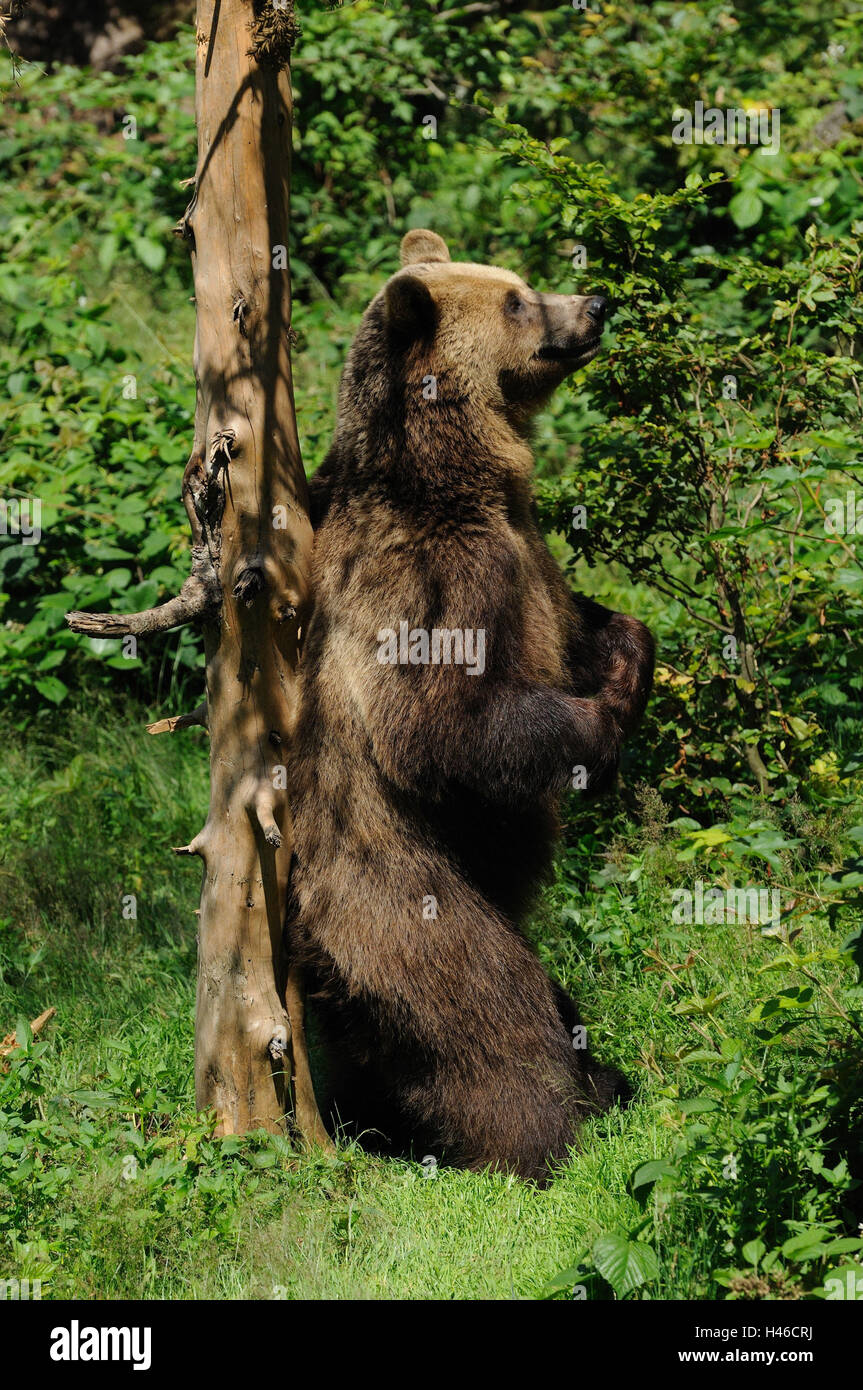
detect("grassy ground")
(1, 702), (861, 1300)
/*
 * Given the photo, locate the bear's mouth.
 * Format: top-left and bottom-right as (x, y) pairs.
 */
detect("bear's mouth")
(534, 335), (602, 365)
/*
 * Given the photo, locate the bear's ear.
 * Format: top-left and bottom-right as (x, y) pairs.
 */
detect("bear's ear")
(384, 272), (437, 342)
(400, 229), (451, 266)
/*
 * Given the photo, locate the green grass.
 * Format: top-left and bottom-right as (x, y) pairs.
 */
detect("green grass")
(1, 701), (861, 1300)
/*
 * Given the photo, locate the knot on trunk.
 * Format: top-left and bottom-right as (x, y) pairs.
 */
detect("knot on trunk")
(233, 564), (266, 606)
(232, 293), (249, 337)
(249, 0), (299, 68)
(209, 429), (236, 478)
(268, 1026), (289, 1061)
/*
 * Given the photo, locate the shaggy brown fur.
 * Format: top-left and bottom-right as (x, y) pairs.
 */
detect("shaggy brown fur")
(286, 230), (654, 1183)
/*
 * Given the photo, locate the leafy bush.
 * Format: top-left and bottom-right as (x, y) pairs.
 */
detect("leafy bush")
(490, 97), (862, 807)
(542, 813), (863, 1300)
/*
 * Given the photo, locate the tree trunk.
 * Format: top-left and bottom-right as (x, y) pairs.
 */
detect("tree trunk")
(68, 0), (329, 1145)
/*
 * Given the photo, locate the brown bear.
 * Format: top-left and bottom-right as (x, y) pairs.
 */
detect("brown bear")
(286, 230), (654, 1183)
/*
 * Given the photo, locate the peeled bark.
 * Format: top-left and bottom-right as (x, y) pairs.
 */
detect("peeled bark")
(68, 0), (329, 1144)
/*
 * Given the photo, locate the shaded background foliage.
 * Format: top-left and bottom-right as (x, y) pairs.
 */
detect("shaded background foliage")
(1, 0), (863, 1301)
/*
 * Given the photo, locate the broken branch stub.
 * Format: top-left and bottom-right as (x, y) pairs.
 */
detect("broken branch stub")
(66, 546), (220, 637)
(146, 700), (209, 736)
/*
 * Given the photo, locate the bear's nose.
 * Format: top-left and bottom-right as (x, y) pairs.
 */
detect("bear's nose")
(586, 296), (607, 324)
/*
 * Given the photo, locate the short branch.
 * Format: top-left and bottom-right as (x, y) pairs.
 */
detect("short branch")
(252, 783), (282, 848)
(1, 1006), (56, 1067)
(173, 832), (207, 858)
(66, 544), (220, 639)
(147, 701), (208, 736)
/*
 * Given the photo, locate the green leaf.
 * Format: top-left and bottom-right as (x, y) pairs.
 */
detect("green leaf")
(782, 1230), (830, 1261)
(728, 190), (764, 229)
(678, 1096), (719, 1115)
(628, 1159), (678, 1203)
(748, 985), (815, 1022)
(741, 1238), (766, 1267)
(823, 1238), (863, 1256)
(592, 1233), (659, 1298)
(132, 237), (166, 272)
(33, 676), (69, 705)
(541, 1265), (588, 1296)
(98, 233), (119, 273)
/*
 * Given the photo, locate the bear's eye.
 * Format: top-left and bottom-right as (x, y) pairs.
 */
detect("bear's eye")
(504, 291), (526, 318)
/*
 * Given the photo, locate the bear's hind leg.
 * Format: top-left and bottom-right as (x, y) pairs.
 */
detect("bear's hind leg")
(552, 979), (632, 1112)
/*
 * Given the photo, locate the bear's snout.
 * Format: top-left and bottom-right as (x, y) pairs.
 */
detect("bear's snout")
(534, 292), (606, 365)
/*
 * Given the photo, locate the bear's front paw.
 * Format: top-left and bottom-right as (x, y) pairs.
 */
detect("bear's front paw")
(564, 695), (622, 797)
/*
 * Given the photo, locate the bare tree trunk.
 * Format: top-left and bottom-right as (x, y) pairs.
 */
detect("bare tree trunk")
(68, 0), (329, 1145)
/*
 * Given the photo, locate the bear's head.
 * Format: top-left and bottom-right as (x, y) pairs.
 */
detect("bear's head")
(332, 230), (607, 477)
(386, 230), (606, 415)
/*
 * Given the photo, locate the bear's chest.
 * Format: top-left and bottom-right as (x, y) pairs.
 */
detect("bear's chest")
(509, 532), (567, 688)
